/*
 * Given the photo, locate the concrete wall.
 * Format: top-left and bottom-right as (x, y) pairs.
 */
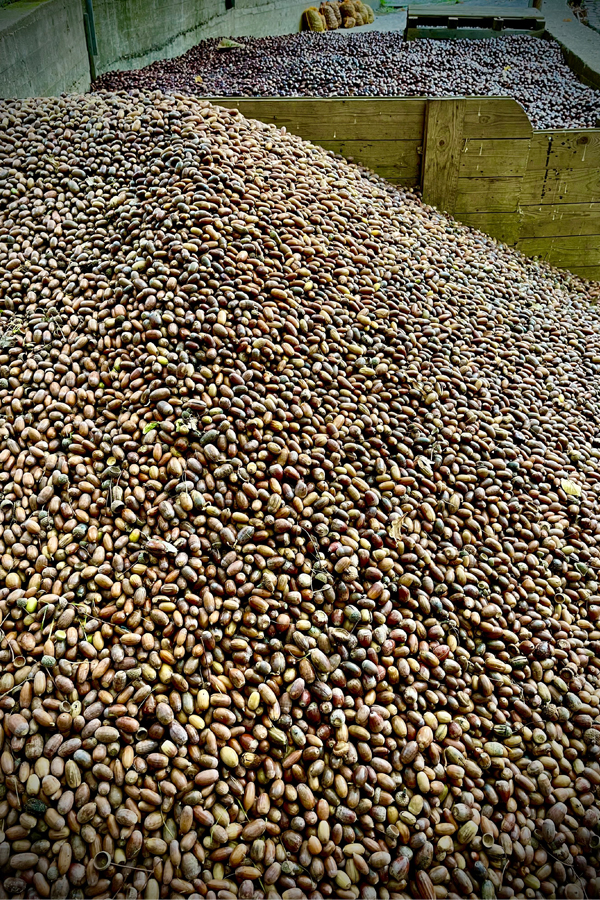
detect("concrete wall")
(0, 0), (311, 94)
(0, 0), (90, 98)
(91, 0), (309, 75)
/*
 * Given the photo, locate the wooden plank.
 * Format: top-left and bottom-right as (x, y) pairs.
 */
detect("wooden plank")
(525, 130), (600, 171)
(520, 166), (600, 206)
(462, 97), (532, 139)
(370, 167), (420, 186)
(566, 266), (600, 281)
(211, 98), (426, 142)
(212, 96), (532, 141)
(318, 140), (420, 185)
(516, 235), (600, 268)
(460, 138), (531, 178)
(408, 5), (544, 18)
(422, 98), (465, 213)
(519, 203), (600, 239)
(453, 211), (521, 245)
(317, 139), (420, 168)
(454, 176), (523, 213)
(525, 132), (553, 171)
(407, 27), (545, 38)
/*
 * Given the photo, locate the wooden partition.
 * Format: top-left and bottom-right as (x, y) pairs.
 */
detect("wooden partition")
(215, 97), (426, 186)
(212, 96), (600, 281)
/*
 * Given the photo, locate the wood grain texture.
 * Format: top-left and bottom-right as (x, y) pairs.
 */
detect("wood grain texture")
(567, 266), (600, 280)
(318, 139), (421, 184)
(520, 166), (600, 206)
(516, 234), (600, 267)
(525, 132), (553, 171)
(372, 166), (420, 185)
(526, 130), (600, 170)
(454, 211), (522, 244)
(211, 98), (426, 141)
(460, 138), (531, 177)
(519, 202), (600, 238)
(462, 97), (532, 139)
(454, 176), (523, 213)
(422, 98), (466, 213)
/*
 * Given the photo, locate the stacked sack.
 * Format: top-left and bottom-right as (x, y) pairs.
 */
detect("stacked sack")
(341, 0), (375, 26)
(321, 0), (341, 28)
(303, 6), (327, 30)
(304, 0), (374, 29)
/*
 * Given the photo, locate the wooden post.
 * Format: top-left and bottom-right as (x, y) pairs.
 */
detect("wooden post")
(421, 98), (466, 213)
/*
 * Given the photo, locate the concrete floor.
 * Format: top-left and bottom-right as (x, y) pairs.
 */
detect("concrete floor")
(543, 0), (600, 87)
(351, 9), (407, 31)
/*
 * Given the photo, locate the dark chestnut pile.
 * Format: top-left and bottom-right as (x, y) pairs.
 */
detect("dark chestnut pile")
(92, 33), (600, 130)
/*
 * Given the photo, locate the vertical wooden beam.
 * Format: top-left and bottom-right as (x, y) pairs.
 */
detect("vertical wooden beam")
(421, 98), (466, 214)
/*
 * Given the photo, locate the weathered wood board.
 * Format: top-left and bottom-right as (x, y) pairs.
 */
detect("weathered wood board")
(460, 138), (532, 178)
(461, 97), (532, 138)
(454, 176), (525, 213)
(455, 211), (522, 244)
(317, 139), (421, 186)
(422, 98), (465, 211)
(212, 98), (426, 142)
(520, 166), (600, 206)
(527, 131), (600, 170)
(206, 96), (600, 280)
(516, 235), (600, 268)
(519, 202), (600, 238)
(406, 5), (545, 38)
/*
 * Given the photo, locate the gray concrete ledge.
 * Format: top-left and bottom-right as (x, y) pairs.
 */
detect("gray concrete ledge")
(543, 0), (600, 88)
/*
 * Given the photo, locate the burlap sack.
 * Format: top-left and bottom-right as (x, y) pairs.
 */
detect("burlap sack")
(304, 6), (326, 30)
(320, 3), (339, 29)
(329, 1), (343, 25)
(356, 0), (373, 22)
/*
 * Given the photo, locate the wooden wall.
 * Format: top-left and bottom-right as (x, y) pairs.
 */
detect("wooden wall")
(213, 96), (600, 281)
(215, 97), (426, 186)
(517, 130), (600, 281)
